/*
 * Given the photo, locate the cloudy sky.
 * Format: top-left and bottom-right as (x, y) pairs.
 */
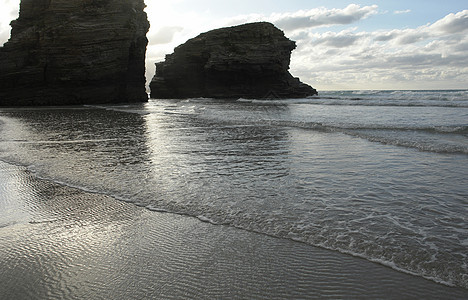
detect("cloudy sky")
(1, 0), (467, 90)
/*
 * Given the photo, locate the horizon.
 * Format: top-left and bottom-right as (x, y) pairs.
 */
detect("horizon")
(315, 88), (468, 91)
(1, 1), (467, 91)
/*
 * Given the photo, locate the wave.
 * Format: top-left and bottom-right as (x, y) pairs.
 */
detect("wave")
(236, 90), (468, 107)
(345, 131), (468, 154)
(84, 104), (151, 115)
(238, 98), (468, 108)
(195, 116), (468, 154)
(322, 90), (468, 105)
(332, 89), (468, 100)
(261, 119), (468, 135)
(0, 138), (119, 145)
(267, 121), (468, 154)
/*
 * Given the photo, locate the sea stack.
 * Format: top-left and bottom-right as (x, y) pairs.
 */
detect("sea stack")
(150, 22), (317, 99)
(0, 0), (149, 106)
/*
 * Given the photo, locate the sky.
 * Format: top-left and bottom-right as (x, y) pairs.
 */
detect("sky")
(1, 1), (467, 90)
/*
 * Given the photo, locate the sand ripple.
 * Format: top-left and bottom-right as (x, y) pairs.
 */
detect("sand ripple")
(1, 161), (467, 299)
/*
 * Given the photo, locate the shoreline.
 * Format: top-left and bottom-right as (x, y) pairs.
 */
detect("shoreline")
(1, 156), (464, 290)
(1, 160), (467, 299)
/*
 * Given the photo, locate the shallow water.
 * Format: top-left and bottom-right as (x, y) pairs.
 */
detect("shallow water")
(1, 161), (467, 299)
(0, 90), (467, 290)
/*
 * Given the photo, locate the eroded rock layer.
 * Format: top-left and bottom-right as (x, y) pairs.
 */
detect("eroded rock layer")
(0, 0), (149, 106)
(150, 22), (317, 99)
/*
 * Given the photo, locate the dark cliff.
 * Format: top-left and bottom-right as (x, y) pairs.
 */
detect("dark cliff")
(0, 0), (149, 106)
(150, 22), (317, 99)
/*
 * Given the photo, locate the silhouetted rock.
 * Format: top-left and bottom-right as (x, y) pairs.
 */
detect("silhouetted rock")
(150, 22), (317, 99)
(0, 0), (149, 106)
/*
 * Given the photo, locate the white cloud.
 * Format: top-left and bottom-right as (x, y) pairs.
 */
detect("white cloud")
(0, 0), (20, 45)
(395, 29), (430, 45)
(221, 4), (379, 31)
(313, 29), (365, 48)
(287, 9), (468, 90)
(370, 10), (468, 47)
(148, 26), (183, 45)
(272, 4), (379, 31)
(430, 10), (468, 34)
(394, 9), (411, 15)
(0, 28), (10, 46)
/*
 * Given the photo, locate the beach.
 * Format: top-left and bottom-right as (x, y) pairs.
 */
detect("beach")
(0, 90), (467, 298)
(1, 160), (467, 299)
(1, 0), (467, 297)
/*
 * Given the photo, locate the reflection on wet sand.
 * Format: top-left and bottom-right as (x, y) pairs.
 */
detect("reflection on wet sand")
(1, 161), (467, 299)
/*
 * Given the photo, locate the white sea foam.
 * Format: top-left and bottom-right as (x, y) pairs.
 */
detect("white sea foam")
(146, 205), (169, 213)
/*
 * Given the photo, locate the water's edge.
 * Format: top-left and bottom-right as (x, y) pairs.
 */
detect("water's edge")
(0, 156), (465, 291)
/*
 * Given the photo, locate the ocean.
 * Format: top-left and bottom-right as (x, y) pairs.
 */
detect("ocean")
(0, 90), (467, 293)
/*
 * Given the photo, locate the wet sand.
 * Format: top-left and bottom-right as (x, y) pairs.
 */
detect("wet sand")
(0, 160), (467, 299)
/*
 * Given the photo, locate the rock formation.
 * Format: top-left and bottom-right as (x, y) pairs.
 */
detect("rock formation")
(0, 0), (149, 106)
(150, 22), (317, 99)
